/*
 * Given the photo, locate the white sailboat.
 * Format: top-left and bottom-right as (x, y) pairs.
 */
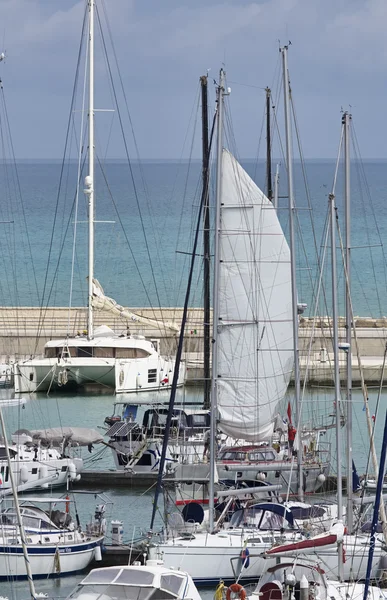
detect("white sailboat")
(13, 0), (185, 395)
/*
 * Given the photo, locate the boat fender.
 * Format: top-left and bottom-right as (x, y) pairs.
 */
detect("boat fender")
(94, 544), (102, 561)
(136, 373), (142, 389)
(119, 370), (124, 386)
(68, 462), (77, 481)
(240, 546), (250, 568)
(226, 583), (246, 600)
(39, 465), (48, 479)
(20, 465), (29, 484)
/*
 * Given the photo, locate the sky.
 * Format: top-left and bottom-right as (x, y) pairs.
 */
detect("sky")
(0, 0), (386, 159)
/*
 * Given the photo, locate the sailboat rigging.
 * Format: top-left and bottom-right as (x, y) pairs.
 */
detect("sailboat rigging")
(13, 0), (185, 395)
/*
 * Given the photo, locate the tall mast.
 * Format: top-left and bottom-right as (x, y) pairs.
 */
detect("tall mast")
(329, 190), (344, 581)
(86, 0), (95, 340)
(266, 87), (273, 202)
(343, 111), (353, 533)
(201, 75), (211, 410)
(281, 46), (303, 500)
(209, 69), (226, 532)
(0, 405), (37, 599)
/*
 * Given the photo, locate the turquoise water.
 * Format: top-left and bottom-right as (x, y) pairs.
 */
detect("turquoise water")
(1, 159), (387, 317)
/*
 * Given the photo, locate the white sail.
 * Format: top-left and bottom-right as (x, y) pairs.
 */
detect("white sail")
(216, 150), (293, 441)
(91, 279), (179, 332)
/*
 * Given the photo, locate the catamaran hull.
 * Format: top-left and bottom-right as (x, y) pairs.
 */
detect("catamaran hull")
(150, 535), (385, 585)
(14, 357), (185, 394)
(0, 539), (103, 580)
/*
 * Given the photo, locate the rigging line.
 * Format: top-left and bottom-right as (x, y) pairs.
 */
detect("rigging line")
(351, 128), (385, 316)
(67, 17), (89, 335)
(290, 95), (334, 320)
(252, 90), (266, 183)
(0, 84), (40, 307)
(173, 94), (202, 311)
(150, 176), (206, 531)
(335, 205), (387, 541)
(35, 4), (88, 352)
(96, 7), (168, 333)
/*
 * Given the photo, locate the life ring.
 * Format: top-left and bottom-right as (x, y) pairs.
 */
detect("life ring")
(226, 583), (246, 600)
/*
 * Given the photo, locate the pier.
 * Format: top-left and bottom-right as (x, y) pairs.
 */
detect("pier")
(0, 307), (387, 385)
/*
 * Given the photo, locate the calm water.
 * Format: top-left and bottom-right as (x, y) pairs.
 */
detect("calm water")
(1, 159), (387, 316)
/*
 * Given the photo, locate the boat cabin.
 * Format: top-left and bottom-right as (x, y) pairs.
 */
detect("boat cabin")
(228, 503), (295, 531)
(219, 445), (278, 463)
(68, 563), (202, 600)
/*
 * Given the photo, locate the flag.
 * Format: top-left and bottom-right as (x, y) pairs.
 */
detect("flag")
(287, 401), (292, 424)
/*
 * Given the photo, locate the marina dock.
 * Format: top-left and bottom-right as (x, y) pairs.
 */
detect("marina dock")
(1, 307), (387, 385)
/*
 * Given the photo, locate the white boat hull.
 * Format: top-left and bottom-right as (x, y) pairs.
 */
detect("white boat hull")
(150, 533), (385, 585)
(14, 356), (185, 394)
(0, 538), (103, 580)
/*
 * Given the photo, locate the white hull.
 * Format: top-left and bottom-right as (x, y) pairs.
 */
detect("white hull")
(0, 457), (83, 492)
(14, 356), (185, 394)
(0, 539), (102, 580)
(150, 533), (385, 584)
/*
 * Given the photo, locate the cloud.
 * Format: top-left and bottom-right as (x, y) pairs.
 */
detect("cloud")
(0, 0), (385, 158)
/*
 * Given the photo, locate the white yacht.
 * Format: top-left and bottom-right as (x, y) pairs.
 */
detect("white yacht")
(14, 324), (185, 394)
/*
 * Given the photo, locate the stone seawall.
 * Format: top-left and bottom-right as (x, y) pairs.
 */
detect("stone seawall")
(0, 308), (386, 385)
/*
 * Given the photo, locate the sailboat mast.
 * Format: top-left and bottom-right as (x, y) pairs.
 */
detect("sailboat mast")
(86, 0), (95, 340)
(0, 406), (37, 599)
(343, 111), (353, 533)
(201, 75), (211, 410)
(209, 69), (225, 532)
(281, 46), (303, 500)
(329, 190), (344, 581)
(266, 87), (273, 202)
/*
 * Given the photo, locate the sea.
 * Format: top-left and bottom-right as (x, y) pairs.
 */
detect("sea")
(1, 158), (387, 598)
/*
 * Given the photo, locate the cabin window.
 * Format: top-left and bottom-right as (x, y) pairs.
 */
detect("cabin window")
(77, 347), (93, 358)
(61, 466), (67, 472)
(45, 348), (56, 358)
(94, 347), (115, 358)
(44, 537), (50, 542)
(148, 369), (157, 383)
(116, 348), (136, 358)
(220, 451), (246, 461)
(160, 574), (184, 595)
(136, 349), (150, 358)
(29, 373), (34, 381)
(137, 453), (152, 466)
(32, 468), (38, 475)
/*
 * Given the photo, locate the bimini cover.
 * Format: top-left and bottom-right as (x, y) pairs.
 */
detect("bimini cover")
(216, 150), (293, 441)
(14, 427), (104, 446)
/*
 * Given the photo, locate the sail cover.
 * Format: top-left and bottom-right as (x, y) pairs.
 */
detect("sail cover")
(216, 150), (293, 441)
(92, 279), (179, 332)
(14, 427), (104, 446)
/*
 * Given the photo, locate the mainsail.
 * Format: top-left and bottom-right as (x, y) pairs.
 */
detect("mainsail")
(216, 150), (293, 441)
(91, 279), (179, 332)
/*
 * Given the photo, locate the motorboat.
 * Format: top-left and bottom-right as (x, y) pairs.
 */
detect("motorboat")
(65, 560), (202, 600)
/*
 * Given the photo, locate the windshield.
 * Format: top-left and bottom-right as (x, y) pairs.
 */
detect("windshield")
(230, 507), (291, 530)
(68, 585), (178, 600)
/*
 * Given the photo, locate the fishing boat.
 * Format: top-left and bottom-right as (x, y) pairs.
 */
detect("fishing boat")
(65, 561), (202, 600)
(0, 497), (104, 580)
(13, 0), (185, 395)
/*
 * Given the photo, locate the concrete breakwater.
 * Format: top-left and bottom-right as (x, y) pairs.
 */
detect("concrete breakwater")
(1, 307), (387, 385)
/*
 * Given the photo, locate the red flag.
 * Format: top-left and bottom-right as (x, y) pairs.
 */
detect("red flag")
(287, 402), (292, 424)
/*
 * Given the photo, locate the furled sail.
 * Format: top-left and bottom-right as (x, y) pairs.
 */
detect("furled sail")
(216, 150), (293, 441)
(91, 279), (179, 332)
